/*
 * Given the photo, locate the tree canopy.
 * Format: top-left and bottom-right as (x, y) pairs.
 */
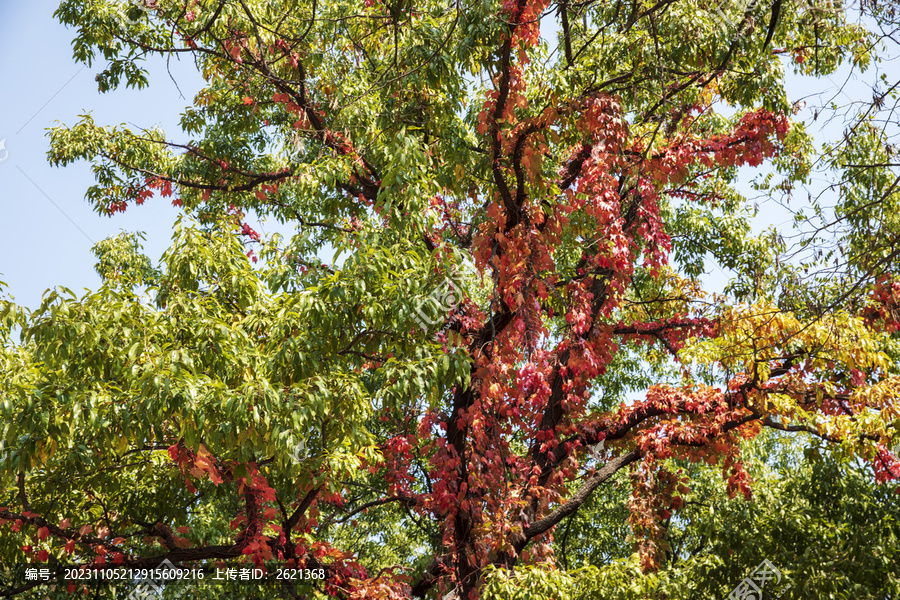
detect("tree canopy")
(2, 0), (900, 598)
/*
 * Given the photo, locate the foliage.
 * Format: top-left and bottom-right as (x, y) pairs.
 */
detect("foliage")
(493, 431), (900, 599)
(1, 0), (899, 598)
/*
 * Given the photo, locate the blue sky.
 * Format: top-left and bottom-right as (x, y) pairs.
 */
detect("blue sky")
(0, 1), (203, 310)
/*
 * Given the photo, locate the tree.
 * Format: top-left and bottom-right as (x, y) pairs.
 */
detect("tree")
(483, 430), (900, 599)
(2, 0), (899, 598)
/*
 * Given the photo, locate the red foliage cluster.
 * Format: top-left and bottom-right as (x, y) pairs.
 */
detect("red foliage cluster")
(864, 276), (900, 333)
